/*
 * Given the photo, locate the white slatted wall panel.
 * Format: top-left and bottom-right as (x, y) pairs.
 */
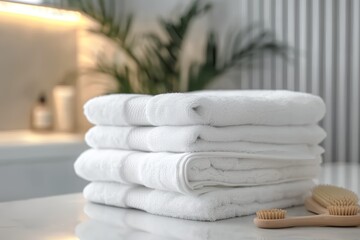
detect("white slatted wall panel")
(231, 0), (360, 163)
(109, 0), (360, 163)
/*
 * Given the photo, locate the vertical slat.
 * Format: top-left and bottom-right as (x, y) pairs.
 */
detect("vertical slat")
(336, 0), (346, 163)
(345, 0), (353, 163)
(331, 0), (339, 162)
(270, 0), (277, 89)
(323, 0), (334, 163)
(286, 0), (295, 90)
(311, 0), (320, 95)
(262, 0), (273, 89)
(275, 0), (284, 89)
(318, 0), (326, 148)
(318, 0), (325, 101)
(228, 0), (245, 89)
(306, 0), (313, 93)
(350, 0), (360, 163)
(330, 0), (339, 161)
(359, 0), (360, 165)
(251, 0), (261, 89)
(247, 0), (254, 88)
(348, 0), (360, 162)
(294, 0), (300, 91)
(282, 0), (288, 89)
(240, 0), (250, 89)
(298, 0), (307, 92)
(258, 0), (265, 89)
(232, 0), (359, 163)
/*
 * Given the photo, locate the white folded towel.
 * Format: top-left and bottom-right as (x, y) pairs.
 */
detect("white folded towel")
(75, 149), (321, 195)
(84, 90), (326, 126)
(86, 125), (326, 152)
(83, 180), (314, 221)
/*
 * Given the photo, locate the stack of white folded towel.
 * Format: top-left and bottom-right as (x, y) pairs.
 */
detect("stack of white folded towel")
(75, 90), (326, 221)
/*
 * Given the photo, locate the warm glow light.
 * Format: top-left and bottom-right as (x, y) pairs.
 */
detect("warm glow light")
(0, 1), (80, 22)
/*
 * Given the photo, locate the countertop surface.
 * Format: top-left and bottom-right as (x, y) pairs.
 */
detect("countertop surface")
(1, 163), (359, 240)
(0, 130), (87, 162)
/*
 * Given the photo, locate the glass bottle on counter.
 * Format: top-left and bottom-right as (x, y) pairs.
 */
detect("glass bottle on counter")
(31, 93), (53, 131)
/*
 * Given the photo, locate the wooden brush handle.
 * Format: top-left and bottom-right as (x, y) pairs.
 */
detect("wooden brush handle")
(254, 214), (360, 229)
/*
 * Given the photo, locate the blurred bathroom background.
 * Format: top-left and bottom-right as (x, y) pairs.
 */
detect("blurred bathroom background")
(0, 0), (359, 201)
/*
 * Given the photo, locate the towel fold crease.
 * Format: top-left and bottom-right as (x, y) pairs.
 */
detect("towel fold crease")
(75, 149), (321, 195)
(86, 125), (326, 152)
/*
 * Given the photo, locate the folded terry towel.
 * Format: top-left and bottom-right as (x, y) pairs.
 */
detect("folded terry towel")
(75, 149), (321, 195)
(83, 180), (314, 221)
(84, 90), (326, 126)
(86, 125), (326, 152)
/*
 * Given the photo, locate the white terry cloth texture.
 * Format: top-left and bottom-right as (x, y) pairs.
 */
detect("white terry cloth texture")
(85, 125), (326, 152)
(83, 180), (314, 221)
(75, 149), (321, 195)
(83, 90), (326, 127)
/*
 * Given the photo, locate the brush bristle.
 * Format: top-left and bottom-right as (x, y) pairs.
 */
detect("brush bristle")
(312, 185), (359, 207)
(327, 205), (359, 216)
(256, 209), (286, 220)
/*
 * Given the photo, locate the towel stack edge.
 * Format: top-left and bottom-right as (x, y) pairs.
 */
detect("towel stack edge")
(76, 90), (326, 221)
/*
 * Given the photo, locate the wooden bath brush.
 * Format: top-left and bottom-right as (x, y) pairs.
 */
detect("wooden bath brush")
(254, 185), (360, 229)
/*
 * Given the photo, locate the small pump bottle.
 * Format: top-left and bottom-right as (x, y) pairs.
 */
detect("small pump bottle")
(31, 93), (53, 131)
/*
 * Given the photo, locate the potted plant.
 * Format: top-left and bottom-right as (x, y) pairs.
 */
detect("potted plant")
(68, 0), (288, 94)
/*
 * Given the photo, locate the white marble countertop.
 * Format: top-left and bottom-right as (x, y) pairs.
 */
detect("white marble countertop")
(1, 163), (359, 240)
